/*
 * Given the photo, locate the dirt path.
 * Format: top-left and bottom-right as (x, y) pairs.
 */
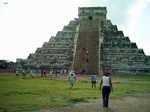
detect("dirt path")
(35, 75), (150, 112)
(36, 93), (150, 112)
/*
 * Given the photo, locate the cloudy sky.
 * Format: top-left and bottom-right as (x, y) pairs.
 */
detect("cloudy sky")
(0, 0), (150, 62)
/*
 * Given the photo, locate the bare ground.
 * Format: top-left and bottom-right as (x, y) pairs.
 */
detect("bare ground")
(35, 93), (150, 112)
(35, 75), (150, 112)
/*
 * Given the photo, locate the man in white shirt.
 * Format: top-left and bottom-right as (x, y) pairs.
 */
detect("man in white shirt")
(99, 71), (113, 108)
(68, 70), (76, 89)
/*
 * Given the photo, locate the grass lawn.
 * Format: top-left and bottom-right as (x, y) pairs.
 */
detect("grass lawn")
(0, 73), (150, 112)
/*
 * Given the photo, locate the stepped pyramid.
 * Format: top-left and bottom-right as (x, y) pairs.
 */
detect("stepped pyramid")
(25, 7), (150, 74)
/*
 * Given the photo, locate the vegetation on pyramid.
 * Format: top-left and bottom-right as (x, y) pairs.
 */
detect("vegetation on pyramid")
(25, 7), (150, 75)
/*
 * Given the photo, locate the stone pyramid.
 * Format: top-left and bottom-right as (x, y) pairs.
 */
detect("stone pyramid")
(25, 7), (150, 75)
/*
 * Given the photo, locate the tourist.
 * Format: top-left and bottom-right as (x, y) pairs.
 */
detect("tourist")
(86, 51), (89, 55)
(49, 69), (53, 77)
(41, 70), (43, 77)
(55, 69), (58, 78)
(30, 69), (35, 78)
(22, 69), (26, 79)
(43, 70), (46, 77)
(99, 71), (113, 108)
(91, 73), (97, 88)
(15, 70), (19, 78)
(68, 70), (76, 89)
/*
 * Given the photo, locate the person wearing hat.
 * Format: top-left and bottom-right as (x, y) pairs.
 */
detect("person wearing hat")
(68, 70), (76, 89)
(99, 70), (113, 108)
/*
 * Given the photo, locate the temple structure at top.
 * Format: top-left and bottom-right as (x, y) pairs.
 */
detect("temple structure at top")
(24, 7), (150, 75)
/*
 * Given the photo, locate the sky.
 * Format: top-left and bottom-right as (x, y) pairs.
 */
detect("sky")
(0, 0), (150, 62)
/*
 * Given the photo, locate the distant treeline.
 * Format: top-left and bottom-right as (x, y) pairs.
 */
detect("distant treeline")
(0, 60), (16, 72)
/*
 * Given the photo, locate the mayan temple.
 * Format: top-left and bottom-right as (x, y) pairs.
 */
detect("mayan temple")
(25, 7), (150, 75)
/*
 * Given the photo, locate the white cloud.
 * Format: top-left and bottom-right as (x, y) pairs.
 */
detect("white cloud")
(0, 0), (150, 61)
(119, 0), (150, 55)
(126, 0), (150, 33)
(0, 0), (79, 61)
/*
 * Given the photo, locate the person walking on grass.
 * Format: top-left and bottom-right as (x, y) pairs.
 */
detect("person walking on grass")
(68, 70), (76, 89)
(30, 69), (35, 78)
(99, 71), (113, 108)
(15, 70), (19, 78)
(22, 69), (26, 79)
(91, 73), (97, 88)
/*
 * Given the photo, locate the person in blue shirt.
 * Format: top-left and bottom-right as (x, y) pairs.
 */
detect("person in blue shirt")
(91, 73), (97, 88)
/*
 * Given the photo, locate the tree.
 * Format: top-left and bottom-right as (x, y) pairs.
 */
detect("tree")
(0, 60), (9, 69)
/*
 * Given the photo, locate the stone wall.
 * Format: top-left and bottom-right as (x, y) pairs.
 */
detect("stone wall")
(25, 7), (150, 74)
(100, 20), (150, 74)
(25, 20), (79, 73)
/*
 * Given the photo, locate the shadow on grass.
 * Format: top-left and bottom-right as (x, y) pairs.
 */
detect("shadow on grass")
(67, 97), (87, 103)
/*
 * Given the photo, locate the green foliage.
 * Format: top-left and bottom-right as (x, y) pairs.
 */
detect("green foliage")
(0, 74), (150, 111)
(0, 60), (8, 69)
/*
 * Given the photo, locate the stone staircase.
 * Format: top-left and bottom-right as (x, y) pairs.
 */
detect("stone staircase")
(24, 7), (150, 74)
(73, 20), (100, 74)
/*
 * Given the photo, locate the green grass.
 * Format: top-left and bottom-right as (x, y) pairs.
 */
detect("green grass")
(0, 73), (150, 112)
(111, 74), (150, 98)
